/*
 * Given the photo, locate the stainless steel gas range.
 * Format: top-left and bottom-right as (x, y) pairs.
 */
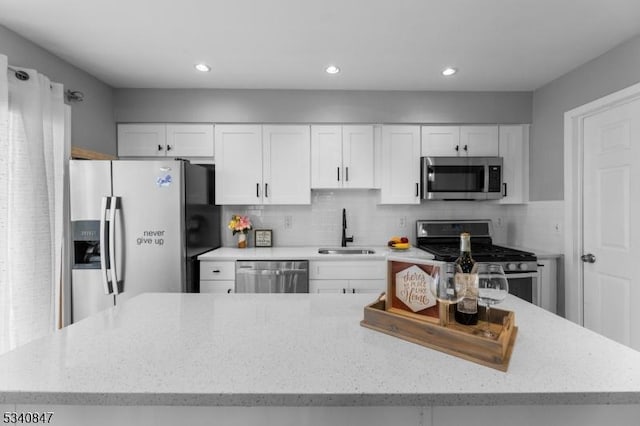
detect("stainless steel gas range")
(415, 220), (540, 306)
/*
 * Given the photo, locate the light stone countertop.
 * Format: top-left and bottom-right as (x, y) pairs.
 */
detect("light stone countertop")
(198, 245), (434, 261)
(0, 293), (639, 407)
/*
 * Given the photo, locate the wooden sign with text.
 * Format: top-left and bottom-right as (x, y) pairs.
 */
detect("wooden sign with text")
(386, 258), (443, 321)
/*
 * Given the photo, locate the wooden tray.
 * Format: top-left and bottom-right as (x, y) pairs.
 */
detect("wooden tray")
(360, 297), (518, 371)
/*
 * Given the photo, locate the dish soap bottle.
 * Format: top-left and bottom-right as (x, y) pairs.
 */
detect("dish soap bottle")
(454, 232), (478, 325)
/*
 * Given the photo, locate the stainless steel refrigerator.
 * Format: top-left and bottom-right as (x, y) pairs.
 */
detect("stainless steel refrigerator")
(69, 159), (220, 323)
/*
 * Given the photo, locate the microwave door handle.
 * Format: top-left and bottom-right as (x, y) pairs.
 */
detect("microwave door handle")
(100, 196), (113, 295)
(108, 196), (120, 295)
(503, 182), (508, 197)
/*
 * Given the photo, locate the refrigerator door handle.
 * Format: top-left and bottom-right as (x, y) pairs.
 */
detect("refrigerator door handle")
(109, 196), (120, 295)
(100, 196), (113, 295)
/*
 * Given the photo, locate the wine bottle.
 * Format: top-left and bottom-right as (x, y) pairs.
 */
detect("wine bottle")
(454, 232), (478, 325)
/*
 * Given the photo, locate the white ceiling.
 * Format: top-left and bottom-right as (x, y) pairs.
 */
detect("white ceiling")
(1, 0), (640, 91)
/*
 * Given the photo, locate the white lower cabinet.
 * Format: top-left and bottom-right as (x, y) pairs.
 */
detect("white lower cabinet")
(538, 256), (558, 314)
(199, 260), (235, 293)
(309, 260), (386, 294)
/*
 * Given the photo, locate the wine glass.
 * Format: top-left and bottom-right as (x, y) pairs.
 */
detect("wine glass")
(474, 263), (509, 338)
(433, 263), (465, 326)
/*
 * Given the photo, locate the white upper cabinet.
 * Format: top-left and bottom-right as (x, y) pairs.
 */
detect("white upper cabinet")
(342, 125), (375, 188)
(311, 125), (343, 188)
(498, 124), (529, 204)
(460, 125), (499, 156)
(117, 124), (166, 157)
(166, 124), (214, 157)
(311, 125), (375, 189)
(262, 125), (311, 205)
(421, 125), (499, 157)
(379, 125), (421, 204)
(117, 123), (213, 158)
(421, 126), (460, 156)
(215, 124), (263, 205)
(215, 124), (311, 205)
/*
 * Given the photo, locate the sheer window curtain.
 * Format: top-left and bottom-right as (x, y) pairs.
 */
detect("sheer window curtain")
(0, 54), (68, 355)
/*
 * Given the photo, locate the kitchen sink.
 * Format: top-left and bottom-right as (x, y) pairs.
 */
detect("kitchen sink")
(317, 248), (376, 255)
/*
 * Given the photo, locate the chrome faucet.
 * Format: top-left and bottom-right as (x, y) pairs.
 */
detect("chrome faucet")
(341, 208), (354, 247)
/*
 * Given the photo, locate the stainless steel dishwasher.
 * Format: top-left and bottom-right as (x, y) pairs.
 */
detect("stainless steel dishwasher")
(235, 260), (309, 293)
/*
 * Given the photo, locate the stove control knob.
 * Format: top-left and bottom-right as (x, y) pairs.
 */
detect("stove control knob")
(507, 263), (517, 271)
(519, 263), (529, 271)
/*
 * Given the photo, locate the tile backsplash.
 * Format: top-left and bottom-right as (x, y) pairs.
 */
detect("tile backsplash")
(220, 190), (524, 248)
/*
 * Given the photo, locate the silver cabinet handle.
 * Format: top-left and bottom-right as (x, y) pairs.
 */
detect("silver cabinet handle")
(157, 144), (163, 151)
(581, 253), (596, 263)
(345, 167), (349, 182)
(100, 196), (112, 295)
(415, 183), (419, 197)
(227, 289), (232, 293)
(265, 183), (269, 198)
(212, 269), (221, 273)
(256, 183), (260, 198)
(166, 145), (172, 151)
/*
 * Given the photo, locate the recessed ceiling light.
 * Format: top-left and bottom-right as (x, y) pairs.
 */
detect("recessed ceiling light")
(194, 63), (211, 72)
(325, 65), (340, 75)
(442, 67), (457, 76)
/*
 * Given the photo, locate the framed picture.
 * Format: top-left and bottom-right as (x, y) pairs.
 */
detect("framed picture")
(254, 229), (273, 247)
(386, 258), (444, 322)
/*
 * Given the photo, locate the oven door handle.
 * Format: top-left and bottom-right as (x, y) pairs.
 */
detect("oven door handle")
(504, 272), (538, 279)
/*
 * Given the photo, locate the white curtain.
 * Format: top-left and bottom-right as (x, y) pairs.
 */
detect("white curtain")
(0, 54), (67, 355)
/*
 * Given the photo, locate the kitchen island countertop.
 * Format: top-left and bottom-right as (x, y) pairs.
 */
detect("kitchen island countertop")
(1, 293), (639, 407)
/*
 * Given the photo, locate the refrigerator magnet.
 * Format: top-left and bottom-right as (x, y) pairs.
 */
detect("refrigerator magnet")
(254, 229), (273, 247)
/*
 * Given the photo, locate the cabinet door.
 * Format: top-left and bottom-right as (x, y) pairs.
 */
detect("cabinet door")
(262, 125), (311, 205)
(200, 280), (235, 294)
(498, 124), (529, 204)
(460, 125), (499, 156)
(117, 124), (166, 157)
(309, 279), (350, 294)
(311, 125), (343, 188)
(343, 125), (375, 188)
(349, 279), (386, 294)
(538, 258), (557, 314)
(214, 125), (263, 205)
(379, 125), (421, 204)
(166, 124), (214, 157)
(421, 126), (460, 156)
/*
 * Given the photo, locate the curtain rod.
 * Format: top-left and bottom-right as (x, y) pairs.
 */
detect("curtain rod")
(6, 64), (85, 102)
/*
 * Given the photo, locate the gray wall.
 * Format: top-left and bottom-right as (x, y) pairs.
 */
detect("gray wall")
(531, 34), (640, 201)
(0, 25), (116, 156)
(114, 89), (532, 124)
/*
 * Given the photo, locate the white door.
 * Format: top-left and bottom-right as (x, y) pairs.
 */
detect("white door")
(262, 125), (311, 205)
(311, 125), (342, 188)
(343, 125), (375, 188)
(379, 125), (421, 204)
(582, 98), (640, 350)
(214, 125), (263, 205)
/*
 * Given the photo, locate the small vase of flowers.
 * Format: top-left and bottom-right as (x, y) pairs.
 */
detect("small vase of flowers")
(228, 215), (252, 248)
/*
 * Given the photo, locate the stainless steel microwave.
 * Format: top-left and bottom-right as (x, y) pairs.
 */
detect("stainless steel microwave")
(421, 156), (503, 200)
